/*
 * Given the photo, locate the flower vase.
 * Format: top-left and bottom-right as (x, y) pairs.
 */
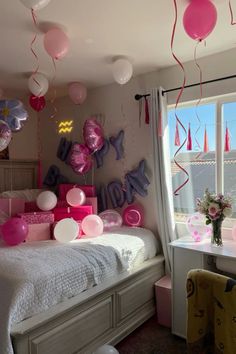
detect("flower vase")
(211, 218), (223, 247)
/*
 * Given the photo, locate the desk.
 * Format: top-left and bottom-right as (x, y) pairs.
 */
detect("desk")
(169, 236), (236, 338)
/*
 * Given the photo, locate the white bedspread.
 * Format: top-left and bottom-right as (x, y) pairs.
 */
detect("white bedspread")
(0, 226), (159, 354)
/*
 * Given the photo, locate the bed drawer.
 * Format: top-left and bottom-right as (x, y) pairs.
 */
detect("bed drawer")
(29, 296), (113, 354)
(116, 270), (157, 323)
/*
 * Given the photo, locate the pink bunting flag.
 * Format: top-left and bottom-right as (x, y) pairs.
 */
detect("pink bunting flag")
(203, 126), (209, 153)
(174, 120), (180, 146)
(144, 97), (150, 124)
(187, 123), (192, 151)
(224, 124), (230, 152)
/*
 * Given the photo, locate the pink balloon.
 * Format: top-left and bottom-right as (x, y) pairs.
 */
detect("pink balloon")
(99, 210), (123, 231)
(66, 188), (86, 207)
(81, 215), (104, 236)
(44, 28), (69, 60)
(68, 82), (87, 105)
(183, 0), (217, 41)
(69, 143), (93, 175)
(2, 217), (28, 246)
(122, 204), (144, 227)
(83, 118), (104, 152)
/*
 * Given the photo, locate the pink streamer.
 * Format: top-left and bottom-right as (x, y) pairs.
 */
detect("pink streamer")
(203, 126), (209, 153)
(224, 124), (230, 152)
(174, 121), (180, 146)
(194, 41), (203, 158)
(187, 123), (192, 151)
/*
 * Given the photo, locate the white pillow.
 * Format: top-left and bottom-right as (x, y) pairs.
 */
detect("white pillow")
(0, 189), (44, 201)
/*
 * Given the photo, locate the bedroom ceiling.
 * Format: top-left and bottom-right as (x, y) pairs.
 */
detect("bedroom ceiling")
(0, 0), (234, 96)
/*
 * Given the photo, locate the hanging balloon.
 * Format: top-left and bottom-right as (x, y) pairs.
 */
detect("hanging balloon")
(183, 0), (217, 41)
(19, 0), (51, 10)
(28, 73), (49, 97)
(29, 94), (46, 112)
(44, 28), (69, 60)
(0, 120), (12, 152)
(83, 118), (104, 152)
(69, 143), (93, 175)
(112, 58), (133, 85)
(0, 100), (28, 132)
(68, 82), (87, 105)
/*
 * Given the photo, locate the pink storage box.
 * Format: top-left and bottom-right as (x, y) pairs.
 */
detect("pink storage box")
(0, 198), (25, 224)
(19, 211), (54, 224)
(53, 205), (93, 222)
(56, 197), (97, 214)
(59, 184), (96, 199)
(25, 223), (51, 242)
(155, 275), (172, 328)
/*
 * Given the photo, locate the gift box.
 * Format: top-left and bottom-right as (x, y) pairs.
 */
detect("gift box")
(0, 198), (25, 224)
(53, 205), (93, 222)
(25, 201), (41, 212)
(19, 211), (54, 224)
(25, 223), (51, 242)
(58, 184), (96, 199)
(56, 197), (98, 214)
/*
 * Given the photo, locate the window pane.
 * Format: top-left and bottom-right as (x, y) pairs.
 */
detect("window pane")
(222, 102), (236, 216)
(168, 103), (216, 217)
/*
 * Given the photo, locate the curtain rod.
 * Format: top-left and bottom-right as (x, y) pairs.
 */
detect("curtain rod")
(134, 73), (236, 101)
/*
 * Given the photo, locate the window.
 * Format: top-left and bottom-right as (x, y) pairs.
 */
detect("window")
(168, 94), (236, 235)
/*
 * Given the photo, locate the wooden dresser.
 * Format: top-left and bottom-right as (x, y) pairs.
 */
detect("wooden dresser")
(0, 159), (38, 192)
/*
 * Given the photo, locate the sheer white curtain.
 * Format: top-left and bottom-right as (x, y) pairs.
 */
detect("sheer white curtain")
(150, 88), (177, 274)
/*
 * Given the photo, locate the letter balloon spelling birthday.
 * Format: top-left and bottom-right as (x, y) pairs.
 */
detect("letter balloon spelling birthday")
(183, 0), (217, 41)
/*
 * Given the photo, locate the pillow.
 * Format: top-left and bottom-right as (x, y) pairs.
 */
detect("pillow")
(0, 189), (44, 201)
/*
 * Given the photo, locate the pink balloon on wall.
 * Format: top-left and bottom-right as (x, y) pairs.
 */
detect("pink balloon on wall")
(68, 82), (87, 105)
(122, 204), (144, 227)
(183, 0), (217, 41)
(2, 217), (28, 246)
(44, 28), (69, 60)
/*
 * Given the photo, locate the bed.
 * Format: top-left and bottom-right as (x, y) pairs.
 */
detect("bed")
(0, 226), (165, 354)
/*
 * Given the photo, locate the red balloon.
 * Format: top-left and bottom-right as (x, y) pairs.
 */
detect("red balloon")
(29, 95), (46, 112)
(122, 204), (144, 227)
(183, 0), (217, 41)
(83, 118), (104, 152)
(69, 143), (93, 175)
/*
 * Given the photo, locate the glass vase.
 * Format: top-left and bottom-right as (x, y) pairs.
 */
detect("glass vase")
(211, 218), (223, 246)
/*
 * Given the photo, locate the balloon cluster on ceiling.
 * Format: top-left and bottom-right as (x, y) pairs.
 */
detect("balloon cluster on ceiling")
(18, 0), (133, 114)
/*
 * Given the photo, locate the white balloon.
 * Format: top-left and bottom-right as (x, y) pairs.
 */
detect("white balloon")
(36, 191), (57, 211)
(19, 0), (51, 11)
(112, 58), (133, 85)
(93, 345), (119, 354)
(54, 218), (79, 243)
(28, 73), (49, 97)
(66, 188), (86, 207)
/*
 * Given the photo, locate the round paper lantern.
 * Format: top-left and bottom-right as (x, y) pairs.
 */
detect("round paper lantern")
(68, 82), (87, 105)
(186, 213), (212, 242)
(1, 217), (28, 246)
(36, 191), (57, 211)
(112, 58), (133, 85)
(28, 73), (49, 97)
(54, 218), (79, 243)
(81, 215), (104, 237)
(19, 0), (51, 10)
(122, 204), (143, 227)
(93, 345), (119, 354)
(66, 188), (86, 207)
(99, 210), (122, 231)
(183, 0), (217, 41)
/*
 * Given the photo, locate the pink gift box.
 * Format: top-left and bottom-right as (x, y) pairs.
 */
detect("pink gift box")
(59, 184), (96, 199)
(25, 223), (51, 242)
(0, 198), (25, 224)
(56, 197), (97, 214)
(53, 205), (93, 222)
(19, 211), (54, 224)
(155, 275), (172, 328)
(25, 201), (40, 212)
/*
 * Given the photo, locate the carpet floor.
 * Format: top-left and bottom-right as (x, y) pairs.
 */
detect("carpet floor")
(115, 316), (187, 354)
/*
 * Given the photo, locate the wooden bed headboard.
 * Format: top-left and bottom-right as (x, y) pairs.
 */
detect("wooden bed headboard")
(0, 160), (38, 193)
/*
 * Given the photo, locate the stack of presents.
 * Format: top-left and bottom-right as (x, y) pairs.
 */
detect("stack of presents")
(0, 184), (97, 242)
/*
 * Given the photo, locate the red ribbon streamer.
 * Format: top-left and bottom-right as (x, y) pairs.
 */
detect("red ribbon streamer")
(30, 9), (41, 92)
(229, 1), (236, 25)
(194, 41), (203, 158)
(50, 58), (58, 121)
(187, 123), (192, 151)
(174, 121), (180, 146)
(171, 0), (189, 196)
(224, 124), (230, 152)
(144, 97), (150, 124)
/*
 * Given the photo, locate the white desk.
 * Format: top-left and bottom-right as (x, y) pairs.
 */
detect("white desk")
(169, 236), (236, 338)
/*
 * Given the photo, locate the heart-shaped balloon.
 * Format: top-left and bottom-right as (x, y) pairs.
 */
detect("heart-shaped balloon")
(69, 143), (93, 175)
(29, 95), (46, 112)
(83, 117), (104, 152)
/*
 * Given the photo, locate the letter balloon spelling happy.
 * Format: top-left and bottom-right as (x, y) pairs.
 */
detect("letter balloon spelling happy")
(94, 138), (110, 168)
(109, 130), (124, 160)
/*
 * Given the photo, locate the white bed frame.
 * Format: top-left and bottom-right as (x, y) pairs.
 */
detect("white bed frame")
(11, 255), (165, 354)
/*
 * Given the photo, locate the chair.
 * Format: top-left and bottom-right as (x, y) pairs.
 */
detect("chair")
(186, 269), (236, 354)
